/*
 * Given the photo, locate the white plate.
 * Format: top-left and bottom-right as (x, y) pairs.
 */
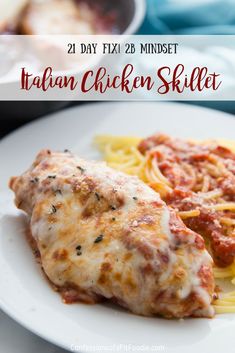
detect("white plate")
(0, 310), (66, 353)
(1, 102), (235, 353)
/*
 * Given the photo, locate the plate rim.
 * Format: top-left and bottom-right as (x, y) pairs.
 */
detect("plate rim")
(1, 102), (235, 148)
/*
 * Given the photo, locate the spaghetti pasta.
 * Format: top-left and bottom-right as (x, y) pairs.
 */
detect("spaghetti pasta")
(94, 134), (235, 314)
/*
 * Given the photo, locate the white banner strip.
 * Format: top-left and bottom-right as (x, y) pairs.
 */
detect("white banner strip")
(0, 35), (235, 100)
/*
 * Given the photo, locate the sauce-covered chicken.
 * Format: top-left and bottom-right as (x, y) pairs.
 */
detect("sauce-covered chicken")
(9, 150), (215, 318)
(20, 0), (118, 35)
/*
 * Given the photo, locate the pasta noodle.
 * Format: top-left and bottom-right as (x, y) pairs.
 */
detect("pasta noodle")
(94, 134), (235, 314)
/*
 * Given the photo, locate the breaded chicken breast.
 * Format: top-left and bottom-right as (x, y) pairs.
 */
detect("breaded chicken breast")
(9, 150), (215, 318)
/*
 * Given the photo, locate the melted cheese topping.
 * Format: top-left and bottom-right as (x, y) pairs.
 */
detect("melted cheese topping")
(21, 0), (95, 34)
(10, 150), (215, 318)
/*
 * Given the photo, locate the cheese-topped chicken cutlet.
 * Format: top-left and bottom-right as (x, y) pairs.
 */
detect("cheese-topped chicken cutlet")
(20, 0), (117, 35)
(9, 150), (215, 318)
(20, 0), (95, 35)
(0, 0), (28, 33)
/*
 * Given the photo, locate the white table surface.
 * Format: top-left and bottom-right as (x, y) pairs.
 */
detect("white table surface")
(0, 309), (68, 353)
